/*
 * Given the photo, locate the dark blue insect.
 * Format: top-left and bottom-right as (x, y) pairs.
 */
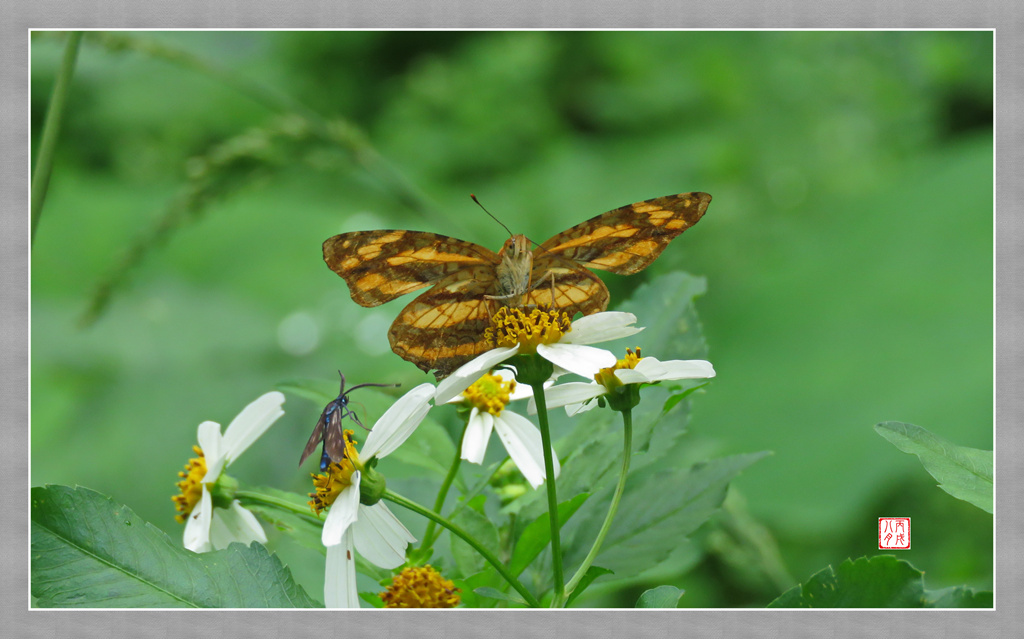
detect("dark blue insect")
(300, 372), (399, 471)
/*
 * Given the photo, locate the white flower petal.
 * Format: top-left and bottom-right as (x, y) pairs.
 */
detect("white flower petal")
(493, 411), (558, 488)
(352, 502), (416, 569)
(537, 343), (617, 378)
(322, 472), (362, 547)
(324, 531), (360, 608)
(221, 391), (286, 463)
(614, 368), (652, 385)
(361, 383), (434, 460)
(434, 345), (520, 404)
(183, 488), (213, 553)
(209, 500), (267, 550)
(461, 409), (494, 464)
(196, 421), (225, 482)
(642, 358), (716, 381)
(565, 400), (599, 417)
(542, 382), (608, 409)
(560, 312), (643, 345)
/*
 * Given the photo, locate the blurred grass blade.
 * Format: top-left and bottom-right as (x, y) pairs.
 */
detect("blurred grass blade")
(79, 116), (323, 326)
(31, 31), (82, 245)
(874, 421), (992, 513)
(81, 31), (441, 221)
(31, 485), (319, 608)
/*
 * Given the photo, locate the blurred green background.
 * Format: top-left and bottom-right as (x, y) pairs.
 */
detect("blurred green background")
(30, 31), (993, 607)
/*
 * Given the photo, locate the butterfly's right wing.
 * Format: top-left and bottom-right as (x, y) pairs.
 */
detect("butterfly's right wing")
(323, 230), (501, 307)
(387, 265), (502, 378)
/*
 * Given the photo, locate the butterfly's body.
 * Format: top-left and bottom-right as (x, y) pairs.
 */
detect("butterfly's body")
(491, 235), (534, 304)
(300, 372), (398, 470)
(323, 192), (711, 378)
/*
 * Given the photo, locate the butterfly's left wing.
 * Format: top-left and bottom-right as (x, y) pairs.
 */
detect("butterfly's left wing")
(388, 265), (501, 378)
(323, 230), (500, 307)
(528, 192), (711, 318)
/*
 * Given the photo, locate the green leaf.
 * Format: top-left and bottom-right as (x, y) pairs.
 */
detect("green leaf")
(473, 586), (528, 606)
(509, 493), (589, 577)
(449, 500), (501, 578)
(31, 485), (319, 608)
(636, 585), (684, 608)
(358, 591), (385, 608)
(874, 421), (993, 513)
(564, 566), (613, 607)
(769, 555), (991, 608)
(609, 271), (709, 362)
(925, 586), (994, 608)
(564, 452), (769, 582)
(453, 570), (503, 608)
(662, 381), (711, 414)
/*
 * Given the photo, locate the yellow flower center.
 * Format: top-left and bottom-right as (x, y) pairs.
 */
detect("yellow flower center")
(308, 430), (361, 516)
(594, 347), (643, 389)
(485, 306), (572, 353)
(380, 565), (461, 608)
(172, 445), (207, 523)
(462, 372), (516, 416)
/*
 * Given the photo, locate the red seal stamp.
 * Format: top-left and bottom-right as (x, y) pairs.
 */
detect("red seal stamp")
(878, 517), (911, 549)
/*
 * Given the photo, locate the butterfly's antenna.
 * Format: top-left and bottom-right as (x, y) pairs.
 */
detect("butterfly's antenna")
(471, 194), (514, 239)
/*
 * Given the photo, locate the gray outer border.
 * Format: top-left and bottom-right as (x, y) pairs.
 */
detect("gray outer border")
(9, 2), (1017, 637)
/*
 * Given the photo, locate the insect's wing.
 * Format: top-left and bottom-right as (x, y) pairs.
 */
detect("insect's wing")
(522, 257), (610, 319)
(323, 230), (500, 307)
(322, 407), (347, 465)
(388, 266), (501, 378)
(299, 411), (327, 467)
(536, 192), (711, 275)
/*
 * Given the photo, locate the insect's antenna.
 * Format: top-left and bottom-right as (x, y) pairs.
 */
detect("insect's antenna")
(471, 194), (514, 239)
(345, 382), (401, 393)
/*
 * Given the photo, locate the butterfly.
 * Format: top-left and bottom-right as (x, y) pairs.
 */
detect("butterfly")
(323, 192), (711, 378)
(299, 372), (398, 470)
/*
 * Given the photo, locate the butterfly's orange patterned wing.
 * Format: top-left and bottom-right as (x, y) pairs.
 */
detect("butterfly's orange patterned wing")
(323, 230), (504, 376)
(323, 230), (500, 306)
(524, 192), (712, 318)
(323, 192), (711, 378)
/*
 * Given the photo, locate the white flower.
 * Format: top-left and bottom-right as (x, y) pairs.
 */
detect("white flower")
(179, 391), (286, 553)
(318, 383), (434, 608)
(447, 369), (557, 488)
(544, 349), (716, 415)
(434, 310), (644, 405)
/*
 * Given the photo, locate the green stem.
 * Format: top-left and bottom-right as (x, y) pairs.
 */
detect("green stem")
(419, 426), (466, 553)
(385, 489), (540, 608)
(234, 489), (322, 524)
(558, 407), (633, 607)
(31, 31), (83, 245)
(530, 381), (564, 606)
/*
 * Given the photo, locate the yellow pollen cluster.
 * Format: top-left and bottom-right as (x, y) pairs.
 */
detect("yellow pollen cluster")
(308, 431), (359, 516)
(595, 347), (643, 388)
(380, 565), (461, 608)
(462, 372), (516, 416)
(173, 445), (207, 523)
(616, 347), (643, 370)
(485, 306), (572, 352)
